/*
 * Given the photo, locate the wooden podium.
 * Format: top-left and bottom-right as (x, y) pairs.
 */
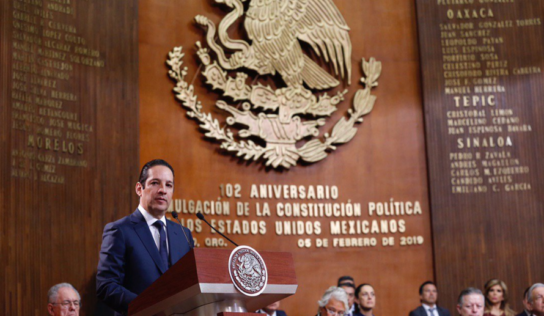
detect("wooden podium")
(128, 248), (297, 316)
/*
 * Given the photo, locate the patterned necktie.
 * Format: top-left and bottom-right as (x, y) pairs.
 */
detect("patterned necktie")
(153, 220), (169, 270)
(428, 308), (436, 316)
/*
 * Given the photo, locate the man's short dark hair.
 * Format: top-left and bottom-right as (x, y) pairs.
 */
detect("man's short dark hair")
(339, 283), (356, 290)
(524, 286), (531, 300)
(419, 281), (436, 295)
(338, 276), (354, 286)
(138, 159), (174, 187)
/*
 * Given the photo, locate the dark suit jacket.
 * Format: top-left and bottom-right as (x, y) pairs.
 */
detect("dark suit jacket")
(409, 305), (452, 316)
(96, 209), (194, 315)
(256, 309), (287, 316)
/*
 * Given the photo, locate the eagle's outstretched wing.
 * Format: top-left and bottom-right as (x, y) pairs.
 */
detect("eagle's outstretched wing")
(245, 0), (306, 87)
(282, 0), (352, 83)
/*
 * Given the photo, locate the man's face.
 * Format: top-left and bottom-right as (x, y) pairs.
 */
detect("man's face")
(264, 301), (280, 314)
(341, 286), (355, 308)
(47, 287), (80, 316)
(529, 287), (544, 316)
(357, 285), (376, 310)
(136, 165), (174, 219)
(320, 297), (346, 316)
(421, 284), (438, 306)
(457, 294), (484, 316)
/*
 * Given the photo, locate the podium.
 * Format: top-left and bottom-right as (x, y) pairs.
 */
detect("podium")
(128, 248), (297, 316)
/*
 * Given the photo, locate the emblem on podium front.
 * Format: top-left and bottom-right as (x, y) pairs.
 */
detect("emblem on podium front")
(228, 246), (268, 296)
(167, 0), (381, 169)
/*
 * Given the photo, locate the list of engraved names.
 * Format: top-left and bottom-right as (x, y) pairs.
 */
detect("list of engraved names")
(437, 1), (541, 194)
(10, 0), (104, 184)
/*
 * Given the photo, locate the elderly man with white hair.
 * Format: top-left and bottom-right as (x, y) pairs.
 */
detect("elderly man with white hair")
(527, 283), (544, 316)
(317, 286), (349, 316)
(47, 283), (81, 316)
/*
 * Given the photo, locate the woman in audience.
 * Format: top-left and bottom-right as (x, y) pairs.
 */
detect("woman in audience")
(354, 284), (376, 316)
(484, 279), (516, 316)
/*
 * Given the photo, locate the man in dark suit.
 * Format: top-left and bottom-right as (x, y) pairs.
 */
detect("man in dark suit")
(96, 159), (194, 315)
(339, 283), (356, 316)
(516, 287), (533, 316)
(256, 301), (288, 316)
(528, 284), (544, 316)
(409, 281), (451, 316)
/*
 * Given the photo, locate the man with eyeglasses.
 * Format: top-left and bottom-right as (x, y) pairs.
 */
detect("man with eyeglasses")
(528, 283), (544, 316)
(47, 283), (81, 316)
(317, 286), (349, 316)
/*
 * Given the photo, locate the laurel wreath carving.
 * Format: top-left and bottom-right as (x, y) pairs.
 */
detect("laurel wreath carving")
(167, 44), (381, 168)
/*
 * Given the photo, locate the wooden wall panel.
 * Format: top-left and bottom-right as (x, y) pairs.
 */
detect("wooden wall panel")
(1, 0), (139, 315)
(416, 1), (544, 313)
(139, 1), (433, 316)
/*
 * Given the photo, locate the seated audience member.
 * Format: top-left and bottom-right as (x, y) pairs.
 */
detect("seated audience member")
(409, 281), (451, 316)
(317, 286), (349, 316)
(457, 287), (485, 316)
(256, 301), (287, 316)
(516, 287), (532, 316)
(339, 283), (357, 316)
(47, 283), (81, 316)
(354, 283), (376, 316)
(338, 276), (355, 286)
(527, 283), (544, 316)
(483, 279), (516, 316)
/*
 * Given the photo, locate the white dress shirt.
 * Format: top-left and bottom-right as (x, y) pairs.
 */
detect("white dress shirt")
(255, 309), (276, 316)
(138, 205), (169, 253)
(422, 304), (438, 316)
(347, 304), (355, 316)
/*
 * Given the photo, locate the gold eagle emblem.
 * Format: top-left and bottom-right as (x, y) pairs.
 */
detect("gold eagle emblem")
(197, 0), (351, 90)
(167, 0), (381, 168)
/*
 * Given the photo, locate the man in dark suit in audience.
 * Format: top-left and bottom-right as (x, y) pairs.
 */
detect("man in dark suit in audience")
(339, 283), (356, 316)
(409, 281), (451, 316)
(516, 287), (532, 316)
(528, 283), (544, 316)
(256, 301), (288, 316)
(96, 159), (194, 316)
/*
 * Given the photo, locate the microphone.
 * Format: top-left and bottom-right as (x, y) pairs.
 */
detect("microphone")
(171, 211), (194, 249)
(196, 212), (239, 247)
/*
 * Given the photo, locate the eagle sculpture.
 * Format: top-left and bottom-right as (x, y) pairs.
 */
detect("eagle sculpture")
(196, 0), (352, 90)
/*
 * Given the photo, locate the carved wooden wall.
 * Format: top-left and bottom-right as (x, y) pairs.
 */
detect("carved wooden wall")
(416, 0), (544, 313)
(139, 0), (433, 315)
(2, 0), (541, 315)
(0, 0), (139, 315)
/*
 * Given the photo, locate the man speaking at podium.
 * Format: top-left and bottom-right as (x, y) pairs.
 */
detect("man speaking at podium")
(97, 159), (194, 315)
